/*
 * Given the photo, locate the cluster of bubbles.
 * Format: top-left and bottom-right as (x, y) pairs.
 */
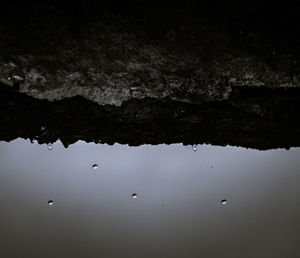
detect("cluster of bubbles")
(48, 196), (228, 206)
(46, 143), (227, 207)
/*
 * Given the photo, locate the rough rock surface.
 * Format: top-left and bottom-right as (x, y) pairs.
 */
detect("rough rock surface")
(1, 2), (300, 148)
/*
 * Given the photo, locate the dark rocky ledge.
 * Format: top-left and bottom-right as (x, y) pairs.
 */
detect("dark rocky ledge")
(1, 84), (300, 149)
(1, 2), (300, 149)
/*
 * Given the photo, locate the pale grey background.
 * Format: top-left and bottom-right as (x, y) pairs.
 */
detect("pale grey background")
(0, 139), (299, 258)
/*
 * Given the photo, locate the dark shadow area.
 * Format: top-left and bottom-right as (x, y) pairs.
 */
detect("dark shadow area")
(1, 1), (300, 150)
(1, 84), (300, 149)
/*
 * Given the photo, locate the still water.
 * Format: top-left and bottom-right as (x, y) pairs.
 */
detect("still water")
(0, 139), (299, 258)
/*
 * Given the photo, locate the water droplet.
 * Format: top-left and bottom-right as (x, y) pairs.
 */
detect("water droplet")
(211, 165), (214, 168)
(47, 143), (53, 150)
(192, 144), (197, 151)
(48, 200), (54, 206)
(92, 164), (98, 170)
(221, 199), (227, 205)
(131, 193), (138, 199)
(161, 204), (165, 207)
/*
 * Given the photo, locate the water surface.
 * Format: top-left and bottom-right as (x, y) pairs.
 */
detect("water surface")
(0, 139), (299, 258)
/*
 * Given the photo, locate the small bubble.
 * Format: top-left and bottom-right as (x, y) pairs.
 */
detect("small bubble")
(192, 144), (198, 151)
(161, 204), (165, 207)
(221, 199), (227, 205)
(92, 164), (98, 170)
(131, 193), (138, 199)
(211, 165), (214, 168)
(48, 200), (54, 206)
(47, 143), (53, 150)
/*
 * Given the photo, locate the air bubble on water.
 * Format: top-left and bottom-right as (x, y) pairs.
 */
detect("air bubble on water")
(221, 199), (227, 205)
(47, 143), (53, 150)
(92, 164), (98, 170)
(192, 144), (197, 151)
(48, 200), (54, 206)
(132, 193), (138, 199)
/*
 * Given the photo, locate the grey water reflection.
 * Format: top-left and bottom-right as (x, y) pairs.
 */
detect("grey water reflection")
(0, 139), (300, 258)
